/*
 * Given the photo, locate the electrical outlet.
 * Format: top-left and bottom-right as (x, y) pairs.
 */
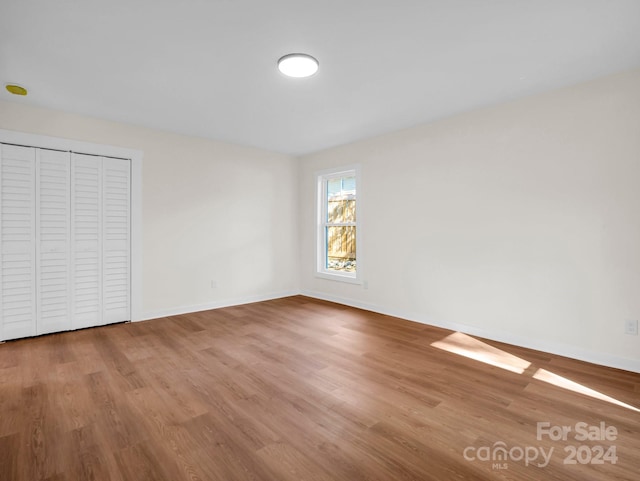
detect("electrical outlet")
(210, 280), (218, 289)
(363, 280), (369, 290)
(625, 319), (638, 335)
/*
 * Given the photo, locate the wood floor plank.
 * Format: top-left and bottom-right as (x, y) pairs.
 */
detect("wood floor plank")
(1, 295), (639, 480)
(0, 433), (19, 479)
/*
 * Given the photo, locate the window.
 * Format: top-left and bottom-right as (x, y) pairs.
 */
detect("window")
(317, 167), (360, 282)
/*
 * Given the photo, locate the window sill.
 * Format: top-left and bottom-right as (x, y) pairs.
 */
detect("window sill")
(315, 271), (362, 285)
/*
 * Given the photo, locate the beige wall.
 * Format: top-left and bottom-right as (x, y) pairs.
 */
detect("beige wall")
(2, 68), (639, 370)
(0, 100), (299, 317)
(299, 69), (640, 371)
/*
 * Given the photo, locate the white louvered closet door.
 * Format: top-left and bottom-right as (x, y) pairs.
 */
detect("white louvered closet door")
(0, 146), (131, 341)
(102, 158), (130, 324)
(36, 149), (72, 335)
(71, 153), (103, 329)
(0, 144), (37, 340)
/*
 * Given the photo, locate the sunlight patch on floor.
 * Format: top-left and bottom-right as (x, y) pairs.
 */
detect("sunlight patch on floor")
(431, 331), (531, 374)
(533, 368), (640, 413)
(432, 332), (640, 412)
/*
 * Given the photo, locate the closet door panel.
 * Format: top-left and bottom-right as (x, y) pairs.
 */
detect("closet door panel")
(0, 144), (37, 340)
(36, 149), (72, 335)
(1, 142), (131, 341)
(71, 153), (102, 330)
(103, 158), (130, 324)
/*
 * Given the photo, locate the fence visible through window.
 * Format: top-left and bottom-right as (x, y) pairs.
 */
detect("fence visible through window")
(326, 177), (356, 272)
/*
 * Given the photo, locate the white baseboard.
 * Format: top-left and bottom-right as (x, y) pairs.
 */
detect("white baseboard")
(139, 289), (299, 322)
(300, 289), (640, 374)
(136, 287), (639, 373)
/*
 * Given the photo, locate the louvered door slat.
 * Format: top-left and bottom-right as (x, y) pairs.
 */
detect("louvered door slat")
(0, 144), (37, 340)
(36, 149), (72, 335)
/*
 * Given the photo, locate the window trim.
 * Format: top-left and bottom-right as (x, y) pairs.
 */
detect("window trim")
(315, 165), (362, 284)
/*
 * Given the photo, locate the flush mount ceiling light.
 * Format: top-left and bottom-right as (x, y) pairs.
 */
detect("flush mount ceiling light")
(5, 84), (28, 96)
(277, 53), (319, 78)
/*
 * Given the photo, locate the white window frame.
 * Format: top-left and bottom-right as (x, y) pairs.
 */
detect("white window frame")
(316, 165), (361, 284)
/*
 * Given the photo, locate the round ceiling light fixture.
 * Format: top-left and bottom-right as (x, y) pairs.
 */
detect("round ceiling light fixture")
(5, 84), (28, 96)
(277, 53), (319, 78)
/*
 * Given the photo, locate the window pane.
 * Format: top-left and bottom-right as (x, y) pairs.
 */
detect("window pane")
(327, 198), (356, 223)
(341, 176), (356, 192)
(326, 175), (356, 223)
(327, 178), (342, 197)
(327, 176), (356, 200)
(326, 226), (356, 272)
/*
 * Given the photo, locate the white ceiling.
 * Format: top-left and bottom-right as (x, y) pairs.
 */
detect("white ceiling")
(1, 0), (639, 155)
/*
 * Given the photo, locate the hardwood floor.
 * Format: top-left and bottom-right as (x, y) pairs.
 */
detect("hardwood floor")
(1, 295), (639, 481)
